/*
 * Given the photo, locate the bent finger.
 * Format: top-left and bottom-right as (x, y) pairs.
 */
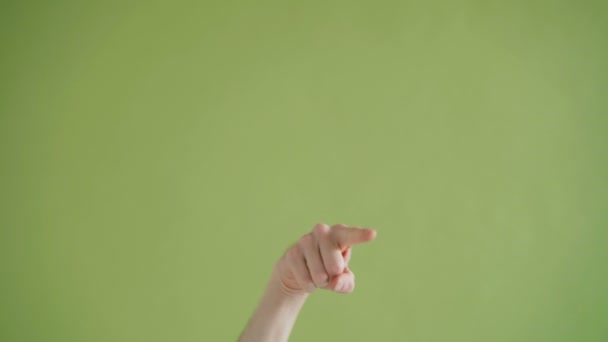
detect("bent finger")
(299, 234), (328, 288)
(314, 224), (345, 277)
(285, 245), (316, 293)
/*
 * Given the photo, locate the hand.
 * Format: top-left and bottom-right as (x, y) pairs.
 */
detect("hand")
(240, 223), (377, 341)
(275, 223), (377, 296)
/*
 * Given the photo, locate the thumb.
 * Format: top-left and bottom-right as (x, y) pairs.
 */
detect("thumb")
(325, 266), (355, 294)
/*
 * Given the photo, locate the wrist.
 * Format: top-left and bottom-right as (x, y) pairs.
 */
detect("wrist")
(239, 269), (308, 342)
(268, 266), (310, 302)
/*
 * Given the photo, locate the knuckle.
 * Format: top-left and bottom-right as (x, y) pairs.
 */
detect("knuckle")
(313, 223), (330, 236)
(313, 222), (327, 230)
(329, 224), (347, 238)
(326, 264), (343, 276)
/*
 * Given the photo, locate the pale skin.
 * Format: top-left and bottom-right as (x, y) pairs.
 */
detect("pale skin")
(239, 223), (377, 342)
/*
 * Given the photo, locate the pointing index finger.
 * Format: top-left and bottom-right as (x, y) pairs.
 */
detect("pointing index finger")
(331, 224), (377, 250)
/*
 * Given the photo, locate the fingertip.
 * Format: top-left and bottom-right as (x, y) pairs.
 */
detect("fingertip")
(365, 228), (377, 241)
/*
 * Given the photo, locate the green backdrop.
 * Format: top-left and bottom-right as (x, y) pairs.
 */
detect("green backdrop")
(1, 1), (607, 341)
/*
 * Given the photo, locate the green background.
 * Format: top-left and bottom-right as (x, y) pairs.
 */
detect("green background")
(1, 1), (607, 341)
